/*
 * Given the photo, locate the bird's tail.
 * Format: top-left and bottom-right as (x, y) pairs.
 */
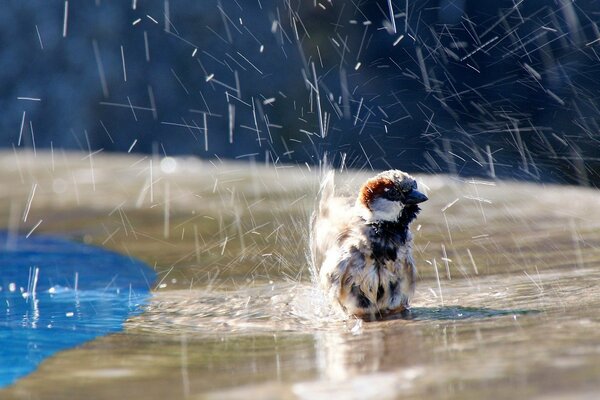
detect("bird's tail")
(309, 168), (336, 282)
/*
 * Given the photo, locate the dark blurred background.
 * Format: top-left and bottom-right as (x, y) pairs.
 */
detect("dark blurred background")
(4, 0), (600, 185)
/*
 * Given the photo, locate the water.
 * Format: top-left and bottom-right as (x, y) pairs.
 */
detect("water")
(2, 151), (600, 399)
(0, 233), (156, 387)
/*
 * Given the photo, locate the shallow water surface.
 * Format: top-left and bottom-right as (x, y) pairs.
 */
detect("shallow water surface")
(1, 151), (600, 399)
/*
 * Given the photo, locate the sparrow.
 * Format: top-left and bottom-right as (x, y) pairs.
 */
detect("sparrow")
(310, 170), (428, 319)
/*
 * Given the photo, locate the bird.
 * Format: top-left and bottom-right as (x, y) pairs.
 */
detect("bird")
(310, 169), (428, 319)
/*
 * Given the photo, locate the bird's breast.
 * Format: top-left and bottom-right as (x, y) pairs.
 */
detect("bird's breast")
(367, 223), (408, 264)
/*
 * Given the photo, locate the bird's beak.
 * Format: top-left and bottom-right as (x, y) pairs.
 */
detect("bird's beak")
(405, 190), (428, 205)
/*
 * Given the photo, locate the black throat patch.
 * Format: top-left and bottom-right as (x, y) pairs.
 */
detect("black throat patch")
(366, 205), (420, 264)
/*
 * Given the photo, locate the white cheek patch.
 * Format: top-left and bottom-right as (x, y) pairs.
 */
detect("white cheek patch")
(359, 197), (402, 222)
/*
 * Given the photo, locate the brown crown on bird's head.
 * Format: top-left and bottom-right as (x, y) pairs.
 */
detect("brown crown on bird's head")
(358, 170), (428, 210)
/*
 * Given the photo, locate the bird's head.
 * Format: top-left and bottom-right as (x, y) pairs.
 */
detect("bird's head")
(356, 170), (428, 223)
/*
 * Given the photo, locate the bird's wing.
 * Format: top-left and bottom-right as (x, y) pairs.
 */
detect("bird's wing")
(310, 170), (335, 271)
(309, 169), (354, 275)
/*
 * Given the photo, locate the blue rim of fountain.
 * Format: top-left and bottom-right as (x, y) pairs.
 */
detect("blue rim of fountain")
(0, 232), (156, 388)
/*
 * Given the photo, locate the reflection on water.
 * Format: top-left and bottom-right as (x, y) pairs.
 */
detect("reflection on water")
(0, 234), (156, 387)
